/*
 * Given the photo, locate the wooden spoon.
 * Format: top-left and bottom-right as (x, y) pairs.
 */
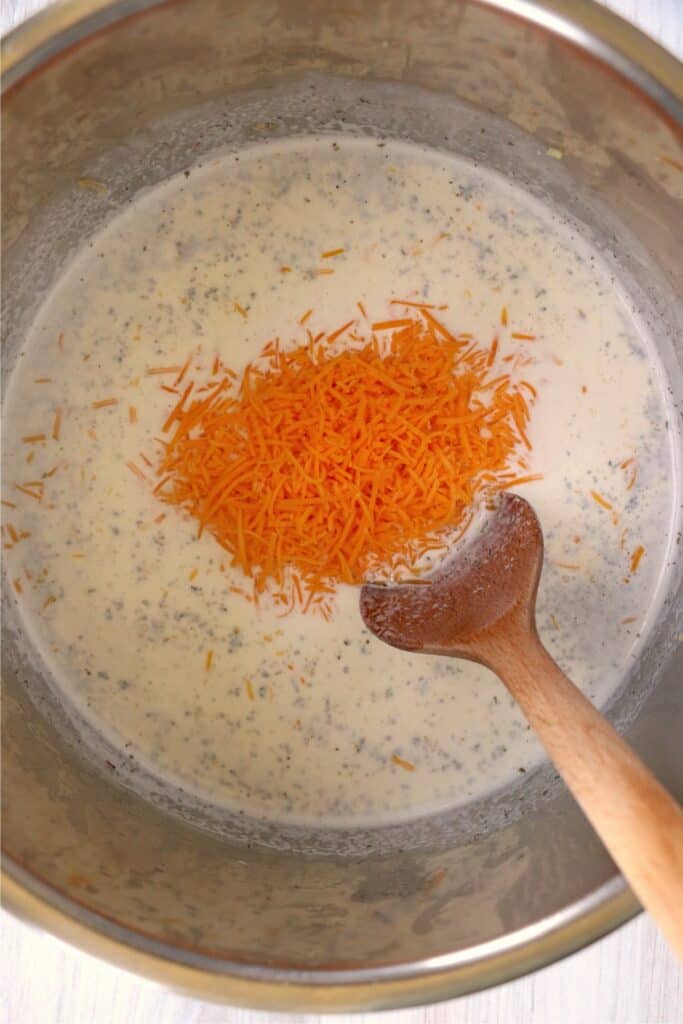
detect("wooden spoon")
(360, 492), (683, 957)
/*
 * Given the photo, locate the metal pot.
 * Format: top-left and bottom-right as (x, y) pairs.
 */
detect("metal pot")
(2, 0), (682, 1011)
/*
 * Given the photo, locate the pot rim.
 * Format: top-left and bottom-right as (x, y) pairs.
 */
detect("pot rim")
(2, 0), (680, 1010)
(2, 0), (682, 107)
(3, 864), (637, 1010)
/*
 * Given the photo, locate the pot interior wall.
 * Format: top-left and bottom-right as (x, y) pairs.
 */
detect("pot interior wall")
(3, 0), (682, 984)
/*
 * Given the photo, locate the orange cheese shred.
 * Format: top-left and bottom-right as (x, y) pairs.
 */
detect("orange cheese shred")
(146, 365), (183, 376)
(590, 489), (613, 511)
(630, 545), (645, 574)
(392, 754), (416, 771)
(125, 460), (147, 482)
(52, 408), (63, 441)
(15, 483), (43, 501)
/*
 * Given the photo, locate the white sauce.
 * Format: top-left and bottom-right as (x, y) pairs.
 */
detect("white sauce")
(2, 136), (676, 826)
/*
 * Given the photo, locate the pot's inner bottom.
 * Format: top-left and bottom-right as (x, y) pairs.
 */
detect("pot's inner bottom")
(2, 131), (677, 833)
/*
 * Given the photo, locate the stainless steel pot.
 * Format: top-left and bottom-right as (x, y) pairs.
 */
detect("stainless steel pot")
(2, 0), (682, 1011)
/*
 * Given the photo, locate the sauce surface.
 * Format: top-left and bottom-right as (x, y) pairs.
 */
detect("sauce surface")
(3, 136), (676, 826)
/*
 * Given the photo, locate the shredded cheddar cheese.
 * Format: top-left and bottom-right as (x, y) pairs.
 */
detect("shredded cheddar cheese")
(153, 307), (536, 611)
(630, 545), (645, 574)
(392, 754), (416, 771)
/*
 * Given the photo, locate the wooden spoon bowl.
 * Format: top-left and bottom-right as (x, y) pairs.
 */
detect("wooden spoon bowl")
(361, 493), (542, 661)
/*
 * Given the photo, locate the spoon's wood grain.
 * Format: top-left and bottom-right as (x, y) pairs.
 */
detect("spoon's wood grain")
(361, 493), (683, 959)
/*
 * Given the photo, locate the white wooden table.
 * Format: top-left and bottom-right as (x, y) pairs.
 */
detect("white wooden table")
(2, 1), (682, 1021)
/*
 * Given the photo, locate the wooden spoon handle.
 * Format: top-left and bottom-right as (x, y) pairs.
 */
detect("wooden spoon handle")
(491, 631), (683, 958)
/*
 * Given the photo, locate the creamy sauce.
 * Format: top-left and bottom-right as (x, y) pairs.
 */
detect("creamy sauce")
(2, 136), (676, 827)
